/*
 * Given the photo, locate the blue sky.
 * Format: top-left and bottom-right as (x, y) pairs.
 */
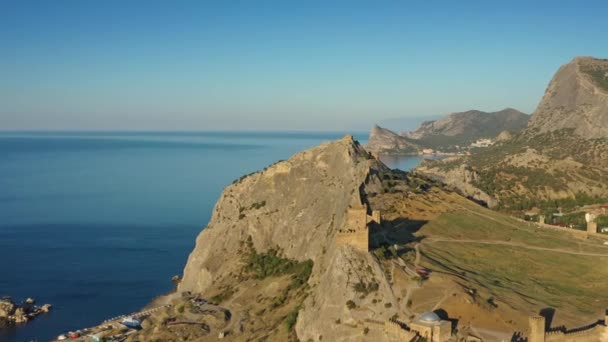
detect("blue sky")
(1, 1), (607, 131)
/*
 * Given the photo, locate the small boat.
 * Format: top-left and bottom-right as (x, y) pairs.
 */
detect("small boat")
(121, 316), (141, 328)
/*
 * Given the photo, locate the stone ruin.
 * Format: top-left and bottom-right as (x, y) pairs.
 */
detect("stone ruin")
(335, 201), (381, 252)
(528, 310), (608, 342)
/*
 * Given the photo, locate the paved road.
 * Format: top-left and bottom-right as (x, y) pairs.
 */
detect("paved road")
(423, 238), (608, 257)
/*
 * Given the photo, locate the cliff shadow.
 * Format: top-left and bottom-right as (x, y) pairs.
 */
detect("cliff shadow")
(433, 308), (459, 334)
(539, 307), (556, 331)
(510, 331), (527, 342)
(370, 217), (428, 249)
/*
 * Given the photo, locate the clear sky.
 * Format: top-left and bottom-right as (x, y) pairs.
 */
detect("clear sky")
(1, 1), (607, 131)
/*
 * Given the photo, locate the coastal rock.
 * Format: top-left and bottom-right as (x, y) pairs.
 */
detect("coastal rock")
(176, 135), (400, 341)
(0, 300), (15, 318)
(13, 307), (28, 323)
(179, 135), (385, 293)
(366, 125), (421, 154)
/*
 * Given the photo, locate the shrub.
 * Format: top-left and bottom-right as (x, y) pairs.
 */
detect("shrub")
(353, 281), (379, 295)
(346, 300), (356, 309)
(285, 306), (300, 331)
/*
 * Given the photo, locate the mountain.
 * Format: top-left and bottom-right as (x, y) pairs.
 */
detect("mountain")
(405, 108), (529, 148)
(122, 136), (608, 341)
(366, 124), (422, 154)
(376, 115), (442, 133)
(417, 57), (608, 210)
(527, 56), (608, 138)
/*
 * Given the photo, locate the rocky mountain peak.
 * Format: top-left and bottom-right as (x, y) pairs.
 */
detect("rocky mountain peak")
(527, 56), (608, 139)
(178, 136), (383, 294)
(366, 124), (421, 154)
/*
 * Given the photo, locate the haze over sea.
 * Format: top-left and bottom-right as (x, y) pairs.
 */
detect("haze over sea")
(0, 131), (429, 341)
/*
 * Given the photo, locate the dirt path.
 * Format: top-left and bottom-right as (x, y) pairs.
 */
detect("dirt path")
(424, 237), (608, 257)
(414, 244), (421, 267)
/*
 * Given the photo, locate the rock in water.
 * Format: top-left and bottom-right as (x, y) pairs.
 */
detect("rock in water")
(0, 300), (16, 319)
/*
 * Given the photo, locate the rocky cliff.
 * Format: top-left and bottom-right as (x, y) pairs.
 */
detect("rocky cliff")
(167, 135), (407, 341)
(528, 57), (608, 139)
(179, 135), (383, 294)
(415, 160), (498, 208)
(365, 125), (422, 154)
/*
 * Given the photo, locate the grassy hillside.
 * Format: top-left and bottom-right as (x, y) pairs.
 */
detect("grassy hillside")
(419, 201), (608, 324)
(420, 129), (608, 211)
(367, 172), (608, 330)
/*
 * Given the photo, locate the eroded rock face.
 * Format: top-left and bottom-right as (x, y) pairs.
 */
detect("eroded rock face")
(528, 56), (608, 139)
(0, 301), (16, 318)
(366, 125), (421, 154)
(179, 135), (385, 294)
(416, 161), (498, 208)
(175, 136), (404, 341)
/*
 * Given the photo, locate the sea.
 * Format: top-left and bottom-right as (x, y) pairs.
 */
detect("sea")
(0, 131), (435, 342)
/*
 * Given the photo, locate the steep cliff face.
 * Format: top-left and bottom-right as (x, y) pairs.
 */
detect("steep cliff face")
(179, 135), (383, 294)
(173, 136), (406, 341)
(365, 125), (422, 154)
(528, 57), (608, 139)
(406, 108), (529, 142)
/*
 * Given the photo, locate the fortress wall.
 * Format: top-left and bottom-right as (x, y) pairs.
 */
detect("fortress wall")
(536, 222), (591, 239)
(383, 320), (417, 342)
(545, 324), (606, 341)
(529, 316), (546, 342)
(335, 230), (369, 252)
(347, 207), (368, 231)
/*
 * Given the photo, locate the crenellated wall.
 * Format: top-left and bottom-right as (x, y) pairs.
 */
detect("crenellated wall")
(383, 319), (417, 342)
(528, 310), (608, 342)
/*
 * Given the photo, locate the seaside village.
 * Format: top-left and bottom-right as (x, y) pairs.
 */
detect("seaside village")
(7, 190), (608, 341)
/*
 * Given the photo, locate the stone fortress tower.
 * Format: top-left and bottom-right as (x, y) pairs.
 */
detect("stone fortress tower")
(586, 212), (598, 234)
(335, 201), (381, 252)
(528, 315), (546, 342)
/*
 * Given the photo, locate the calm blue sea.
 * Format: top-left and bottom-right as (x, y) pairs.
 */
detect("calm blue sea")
(0, 131), (428, 342)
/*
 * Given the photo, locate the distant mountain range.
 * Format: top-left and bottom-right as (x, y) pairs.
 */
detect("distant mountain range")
(418, 56), (608, 209)
(366, 108), (529, 154)
(405, 108), (529, 148)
